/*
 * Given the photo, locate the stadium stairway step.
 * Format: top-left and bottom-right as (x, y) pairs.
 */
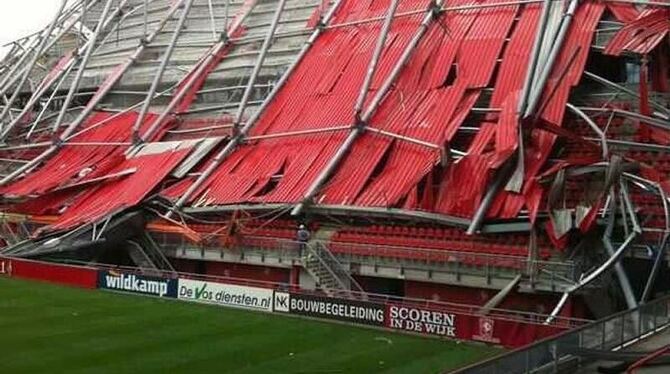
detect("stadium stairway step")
(127, 241), (159, 271)
(302, 242), (366, 299)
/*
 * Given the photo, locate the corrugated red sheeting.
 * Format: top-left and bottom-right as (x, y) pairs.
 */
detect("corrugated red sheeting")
(435, 3), (539, 217)
(435, 2), (604, 219)
(487, 2), (605, 219)
(44, 148), (192, 232)
(320, 0), (518, 207)
(168, 0), (434, 205)
(604, 8), (669, 56)
(0, 111), (163, 197)
(163, 0), (613, 223)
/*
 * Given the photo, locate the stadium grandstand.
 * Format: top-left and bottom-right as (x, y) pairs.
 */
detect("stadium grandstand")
(0, 0), (669, 367)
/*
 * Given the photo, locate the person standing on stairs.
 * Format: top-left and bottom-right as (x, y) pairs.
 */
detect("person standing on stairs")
(297, 224), (310, 258)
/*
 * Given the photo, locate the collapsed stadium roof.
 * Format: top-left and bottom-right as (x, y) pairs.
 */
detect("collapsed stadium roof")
(0, 0), (669, 321)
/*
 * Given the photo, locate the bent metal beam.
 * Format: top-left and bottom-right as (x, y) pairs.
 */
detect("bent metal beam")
(131, 0), (197, 142)
(166, 0), (348, 218)
(139, 1), (260, 142)
(0, 1), (187, 187)
(291, 0), (444, 217)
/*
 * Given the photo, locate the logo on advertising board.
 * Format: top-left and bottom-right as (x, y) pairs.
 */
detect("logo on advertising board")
(98, 270), (177, 298)
(387, 305), (457, 337)
(473, 316), (500, 343)
(283, 293), (385, 326)
(0, 258), (11, 276)
(273, 291), (290, 313)
(178, 279), (273, 312)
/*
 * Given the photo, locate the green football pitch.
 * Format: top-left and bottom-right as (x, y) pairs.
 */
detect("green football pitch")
(0, 277), (500, 373)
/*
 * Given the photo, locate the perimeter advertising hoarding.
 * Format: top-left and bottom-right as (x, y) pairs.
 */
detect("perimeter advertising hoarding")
(387, 304), (458, 338)
(1, 256), (97, 288)
(98, 270), (177, 298)
(274, 292), (385, 327)
(0, 257), (10, 276)
(178, 278), (273, 312)
(386, 303), (567, 347)
(386, 303), (504, 342)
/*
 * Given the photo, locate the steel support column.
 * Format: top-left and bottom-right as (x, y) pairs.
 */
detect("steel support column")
(524, 0), (578, 118)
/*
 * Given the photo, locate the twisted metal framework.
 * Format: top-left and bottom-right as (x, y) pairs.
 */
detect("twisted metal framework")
(0, 0), (668, 322)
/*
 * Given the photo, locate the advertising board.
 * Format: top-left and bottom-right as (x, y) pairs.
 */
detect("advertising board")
(0, 258), (11, 276)
(387, 304), (458, 337)
(98, 270), (177, 298)
(178, 278), (273, 312)
(274, 292), (385, 326)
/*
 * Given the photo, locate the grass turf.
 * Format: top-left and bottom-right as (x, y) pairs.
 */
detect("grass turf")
(0, 277), (499, 373)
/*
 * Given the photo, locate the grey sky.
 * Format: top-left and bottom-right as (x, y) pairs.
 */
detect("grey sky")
(0, 1), (64, 58)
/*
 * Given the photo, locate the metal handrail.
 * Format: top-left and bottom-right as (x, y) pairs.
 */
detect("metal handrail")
(154, 233), (577, 292)
(43, 257), (589, 328)
(454, 294), (670, 373)
(312, 241), (365, 294)
(303, 242), (351, 292)
(173, 232), (576, 278)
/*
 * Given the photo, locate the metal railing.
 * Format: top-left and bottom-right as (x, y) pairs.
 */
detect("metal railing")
(152, 232), (577, 290)
(49, 258), (588, 329)
(325, 240), (576, 283)
(455, 295), (670, 374)
(309, 241), (365, 294)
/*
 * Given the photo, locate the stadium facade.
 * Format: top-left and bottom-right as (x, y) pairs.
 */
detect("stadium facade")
(0, 0), (669, 328)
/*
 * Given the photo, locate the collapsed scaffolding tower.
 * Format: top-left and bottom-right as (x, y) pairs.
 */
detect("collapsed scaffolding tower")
(0, 0), (668, 323)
